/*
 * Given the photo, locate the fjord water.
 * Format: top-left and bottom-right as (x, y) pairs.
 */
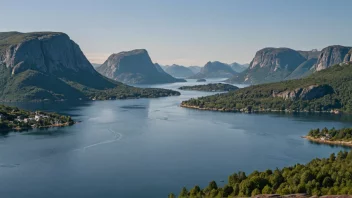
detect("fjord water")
(0, 79), (351, 198)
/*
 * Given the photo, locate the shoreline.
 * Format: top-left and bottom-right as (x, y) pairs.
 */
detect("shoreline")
(180, 103), (342, 114)
(303, 135), (352, 147)
(0, 122), (76, 133)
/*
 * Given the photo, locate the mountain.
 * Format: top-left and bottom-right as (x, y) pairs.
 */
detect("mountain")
(96, 49), (185, 84)
(0, 32), (179, 101)
(162, 64), (194, 78)
(227, 48), (307, 84)
(188, 66), (202, 74)
(229, 62), (249, 73)
(313, 45), (352, 71)
(91, 63), (101, 68)
(189, 61), (237, 79)
(182, 63), (352, 113)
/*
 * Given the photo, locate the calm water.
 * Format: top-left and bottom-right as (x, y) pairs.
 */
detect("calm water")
(0, 79), (351, 198)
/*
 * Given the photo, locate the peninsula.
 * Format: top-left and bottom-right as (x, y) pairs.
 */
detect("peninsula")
(0, 104), (74, 132)
(303, 127), (352, 147)
(179, 83), (239, 92)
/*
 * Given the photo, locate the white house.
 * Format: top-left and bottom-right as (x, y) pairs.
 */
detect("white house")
(35, 115), (41, 121)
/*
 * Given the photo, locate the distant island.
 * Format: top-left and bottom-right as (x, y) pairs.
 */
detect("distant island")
(196, 79), (206, 82)
(0, 105), (74, 132)
(179, 83), (239, 92)
(304, 127), (352, 147)
(170, 150), (352, 197)
(181, 63), (352, 113)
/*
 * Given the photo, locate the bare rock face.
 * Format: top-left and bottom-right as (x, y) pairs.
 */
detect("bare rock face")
(97, 49), (185, 84)
(343, 49), (352, 63)
(0, 32), (95, 76)
(314, 45), (352, 71)
(272, 84), (334, 100)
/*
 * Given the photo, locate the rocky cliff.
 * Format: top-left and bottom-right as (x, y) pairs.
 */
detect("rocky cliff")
(343, 49), (352, 63)
(189, 61), (237, 79)
(227, 48), (307, 84)
(314, 45), (352, 71)
(0, 32), (96, 76)
(97, 49), (185, 84)
(0, 32), (179, 101)
(272, 84), (334, 100)
(163, 64), (194, 78)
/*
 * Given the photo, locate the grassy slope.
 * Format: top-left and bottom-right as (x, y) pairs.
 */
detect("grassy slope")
(182, 63), (352, 112)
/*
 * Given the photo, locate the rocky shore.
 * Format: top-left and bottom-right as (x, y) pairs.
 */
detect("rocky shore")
(303, 136), (352, 147)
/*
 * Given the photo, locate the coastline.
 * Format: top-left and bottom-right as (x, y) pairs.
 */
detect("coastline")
(180, 103), (342, 114)
(0, 122), (76, 133)
(303, 135), (352, 147)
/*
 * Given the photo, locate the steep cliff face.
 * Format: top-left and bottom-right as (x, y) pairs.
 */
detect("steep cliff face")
(189, 61), (237, 79)
(227, 48), (307, 84)
(272, 84), (334, 100)
(314, 45), (352, 71)
(97, 49), (185, 84)
(163, 64), (194, 78)
(344, 49), (352, 63)
(0, 32), (95, 76)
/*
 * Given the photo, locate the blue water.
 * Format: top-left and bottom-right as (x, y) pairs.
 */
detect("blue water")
(0, 79), (351, 198)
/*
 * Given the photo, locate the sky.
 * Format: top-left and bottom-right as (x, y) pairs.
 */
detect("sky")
(1, 0), (352, 66)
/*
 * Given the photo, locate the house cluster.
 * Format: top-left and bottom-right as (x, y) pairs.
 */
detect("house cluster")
(320, 133), (332, 141)
(14, 112), (50, 123)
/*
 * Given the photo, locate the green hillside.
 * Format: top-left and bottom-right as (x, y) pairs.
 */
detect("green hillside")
(182, 63), (352, 113)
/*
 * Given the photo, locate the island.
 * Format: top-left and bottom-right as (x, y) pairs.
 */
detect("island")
(0, 104), (74, 132)
(170, 150), (352, 197)
(179, 83), (239, 92)
(303, 127), (352, 147)
(196, 79), (206, 82)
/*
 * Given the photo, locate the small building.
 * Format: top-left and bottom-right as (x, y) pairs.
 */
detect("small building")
(0, 114), (4, 121)
(35, 115), (41, 121)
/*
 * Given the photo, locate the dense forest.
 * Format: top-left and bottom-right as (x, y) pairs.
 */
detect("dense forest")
(308, 127), (352, 141)
(170, 150), (352, 197)
(179, 83), (239, 92)
(181, 63), (352, 113)
(0, 104), (74, 131)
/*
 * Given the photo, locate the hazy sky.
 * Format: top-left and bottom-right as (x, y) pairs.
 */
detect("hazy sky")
(1, 0), (351, 66)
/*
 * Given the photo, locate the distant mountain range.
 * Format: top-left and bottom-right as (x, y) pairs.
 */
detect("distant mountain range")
(227, 46), (352, 84)
(162, 64), (194, 78)
(96, 49), (185, 84)
(229, 62), (249, 73)
(0, 32), (179, 101)
(189, 61), (238, 79)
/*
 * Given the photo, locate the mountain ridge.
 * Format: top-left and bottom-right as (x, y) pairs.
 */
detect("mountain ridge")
(97, 49), (186, 84)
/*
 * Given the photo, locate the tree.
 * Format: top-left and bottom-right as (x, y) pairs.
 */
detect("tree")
(262, 185), (273, 194)
(178, 187), (188, 198)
